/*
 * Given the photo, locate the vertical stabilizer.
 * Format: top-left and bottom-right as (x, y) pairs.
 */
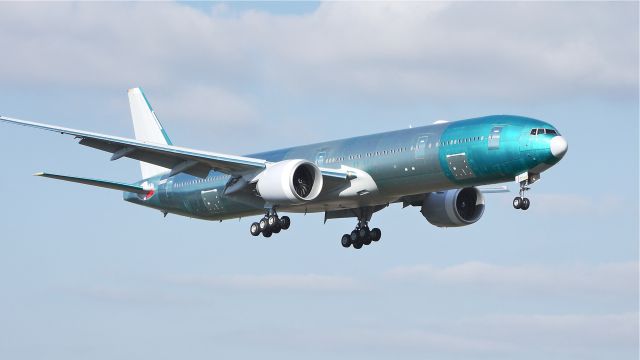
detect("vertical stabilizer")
(127, 88), (172, 179)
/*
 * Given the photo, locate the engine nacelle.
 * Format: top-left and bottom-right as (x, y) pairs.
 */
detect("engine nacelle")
(256, 159), (323, 204)
(421, 187), (485, 227)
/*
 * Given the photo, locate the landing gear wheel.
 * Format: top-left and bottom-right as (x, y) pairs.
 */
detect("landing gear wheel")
(268, 215), (279, 227)
(370, 228), (381, 242)
(360, 227), (372, 245)
(358, 227), (370, 240)
(521, 197), (530, 210)
(350, 230), (359, 243)
(259, 218), (269, 231)
(250, 222), (261, 236)
(262, 229), (272, 238)
(341, 234), (351, 248)
(271, 223), (281, 233)
(353, 241), (363, 249)
(513, 197), (522, 209)
(279, 216), (291, 230)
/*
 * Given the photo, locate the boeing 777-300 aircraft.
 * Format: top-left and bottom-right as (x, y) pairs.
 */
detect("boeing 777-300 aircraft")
(0, 88), (568, 249)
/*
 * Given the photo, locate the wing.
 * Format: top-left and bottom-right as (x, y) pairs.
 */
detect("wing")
(0, 115), (352, 182)
(1, 115), (266, 178)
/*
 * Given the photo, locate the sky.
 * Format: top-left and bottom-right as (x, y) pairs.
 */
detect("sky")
(0, 2), (638, 359)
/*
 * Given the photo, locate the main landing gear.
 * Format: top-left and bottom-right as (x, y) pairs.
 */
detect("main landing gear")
(250, 209), (291, 237)
(340, 219), (382, 250)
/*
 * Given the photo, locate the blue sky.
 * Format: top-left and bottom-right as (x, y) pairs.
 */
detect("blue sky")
(0, 2), (637, 359)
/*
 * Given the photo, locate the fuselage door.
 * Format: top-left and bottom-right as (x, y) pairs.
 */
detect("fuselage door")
(488, 126), (503, 150)
(160, 177), (174, 203)
(316, 151), (326, 166)
(415, 135), (429, 159)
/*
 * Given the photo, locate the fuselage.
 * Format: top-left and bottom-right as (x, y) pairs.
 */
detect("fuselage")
(125, 115), (566, 220)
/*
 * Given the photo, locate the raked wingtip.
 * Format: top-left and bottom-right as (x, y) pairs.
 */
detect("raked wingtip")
(33, 172), (45, 176)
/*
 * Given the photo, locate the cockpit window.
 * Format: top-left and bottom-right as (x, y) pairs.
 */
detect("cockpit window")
(530, 128), (559, 136)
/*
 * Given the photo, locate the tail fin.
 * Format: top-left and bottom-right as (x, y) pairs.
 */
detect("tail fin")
(127, 87), (172, 179)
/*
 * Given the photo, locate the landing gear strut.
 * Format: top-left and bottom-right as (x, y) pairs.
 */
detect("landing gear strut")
(341, 212), (382, 250)
(250, 208), (291, 237)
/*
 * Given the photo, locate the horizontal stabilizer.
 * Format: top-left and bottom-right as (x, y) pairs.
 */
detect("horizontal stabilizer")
(34, 172), (148, 194)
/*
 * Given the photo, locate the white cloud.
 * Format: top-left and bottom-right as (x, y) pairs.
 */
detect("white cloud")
(153, 85), (258, 127)
(462, 312), (639, 350)
(385, 261), (638, 295)
(0, 1), (635, 105)
(169, 273), (361, 291)
(215, 312), (638, 357)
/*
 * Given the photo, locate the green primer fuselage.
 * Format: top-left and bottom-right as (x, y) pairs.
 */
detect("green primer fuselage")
(125, 115), (562, 220)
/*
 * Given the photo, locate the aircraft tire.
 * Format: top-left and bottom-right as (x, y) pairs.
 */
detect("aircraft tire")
(280, 216), (291, 230)
(262, 229), (272, 238)
(358, 227), (370, 240)
(513, 197), (522, 209)
(521, 198), (530, 210)
(353, 241), (363, 249)
(259, 218), (269, 231)
(350, 230), (359, 243)
(268, 215), (279, 227)
(370, 228), (381, 242)
(341, 234), (351, 248)
(250, 222), (261, 236)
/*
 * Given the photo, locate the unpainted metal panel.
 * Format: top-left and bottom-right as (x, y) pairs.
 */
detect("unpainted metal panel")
(202, 189), (224, 213)
(446, 153), (475, 180)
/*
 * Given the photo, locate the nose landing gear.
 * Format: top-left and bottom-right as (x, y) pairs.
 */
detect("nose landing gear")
(513, 172), (539, 211)
(250, 208), (291, 237)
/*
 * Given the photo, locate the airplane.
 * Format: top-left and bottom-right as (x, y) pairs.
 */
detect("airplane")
(0, 88), (568, 249)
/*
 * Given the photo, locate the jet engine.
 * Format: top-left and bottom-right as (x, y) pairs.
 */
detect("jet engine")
(420, 187), (485, 227)
(256, 159), (323, 204)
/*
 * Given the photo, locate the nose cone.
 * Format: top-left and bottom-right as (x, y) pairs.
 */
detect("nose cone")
(550, 136), (568, 159)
